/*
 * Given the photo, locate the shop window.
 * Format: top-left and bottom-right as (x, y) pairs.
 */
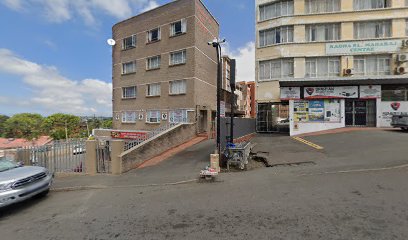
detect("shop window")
(169, 109), (188, 123)
(259, 58), (294, 80)
(305, 23), (341, 42)
(259, 26), (294, 47)
(146, 110), (161, 123)
(354, 0), (391, 10)
(259, 0), (294, 21)
(382, 87), (408, 101)
(122, 111), (137, 123)
(305, 0), (341, 14)
(354, 20), (391, 39)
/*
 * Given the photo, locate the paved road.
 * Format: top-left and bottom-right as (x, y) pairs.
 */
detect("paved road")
(1, 130), (408, 239)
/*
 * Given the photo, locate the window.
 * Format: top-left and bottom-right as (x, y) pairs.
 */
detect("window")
(259, 59), (294, 80)
(122, 86), (137, 99)
(170, 19), (187, 36)
(259, 1), (294, 21)
(146, 110), (161, 123)
(122, 61), (136, 74)
(169, 80), (187, 94)
(305, 0), (340, 14)
(169, 109), (188, 123)
(121, 111), (137, 123)
(353, 55), (391, 76)
(122, 35), (136, 50)
(170, 50), (186, 65)
(306, 23), (341, 42)
(305, 57), (340, 78)
(354, 20), (391, 39)
(354, 0), (391, 10)
(147, 83), (161, 96)
(259, 26), (294, 47)
(382, 86), (408, 101)
(147, 55), (161, 70)
(147, 28), (161, 42)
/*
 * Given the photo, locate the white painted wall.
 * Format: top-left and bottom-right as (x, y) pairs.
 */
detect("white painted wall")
(380, 101), (408, 127)
(289, 99), (346, 136)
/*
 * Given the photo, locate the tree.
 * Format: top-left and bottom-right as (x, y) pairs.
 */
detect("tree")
(0, 115), (9, 137)
(42, 113), (81, 140)
(101, 119), (112, 129)
(3, 113), (44, 140)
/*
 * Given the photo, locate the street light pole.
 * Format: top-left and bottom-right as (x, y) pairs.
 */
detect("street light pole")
(208, 38), (226, 155)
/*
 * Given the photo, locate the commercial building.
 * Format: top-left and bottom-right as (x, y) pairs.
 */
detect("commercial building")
(112, 0), (219, 134)
(255, 0), (408, 135)
(236, 82), (256, 118)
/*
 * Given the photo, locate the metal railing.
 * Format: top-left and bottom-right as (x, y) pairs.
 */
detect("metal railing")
(123, 123), (179, 151)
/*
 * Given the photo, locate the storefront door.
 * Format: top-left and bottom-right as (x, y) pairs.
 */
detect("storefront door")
(256, 103), (289, 133)
(345, 100), (376, 127)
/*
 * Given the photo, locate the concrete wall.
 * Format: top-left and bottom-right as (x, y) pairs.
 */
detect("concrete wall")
(120, 123), (196, 172)
(220, 117), (256, 149)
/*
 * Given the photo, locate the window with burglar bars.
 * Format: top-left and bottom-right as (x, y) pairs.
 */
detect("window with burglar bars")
(305, 0), (341, 14)
(354, 20), (391, 39)
(170, 50), (186, 65)
(122, 111), (137, 123)
(305, 57), (341, 78)
(259, 1), (294, 21)
(122, 35), (136, 50)
(147, 55), (161, 70)
(122, 61), (136, 74)
(147, 83), (161, 96)
(122, 86), (137, 99)
(354, 0), (391, 10)
(259, 59), (294, 80)
(259, 26), (294, 47)
(146, 110), (161, 123)
(353, 55), (391, 76)
(305, 23), (341, 42)
(169, 80), (186, 94)
(170, 19), (187, 36)
(169, 109), (188, 123)
(147, 28), (161, 42)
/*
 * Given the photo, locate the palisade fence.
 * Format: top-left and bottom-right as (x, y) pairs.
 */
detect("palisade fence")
(16, 139), (86, 173)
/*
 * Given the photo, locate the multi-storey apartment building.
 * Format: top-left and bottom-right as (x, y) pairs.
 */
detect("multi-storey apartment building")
(112, 0), (219, 134)
(255, 0), (408, 135)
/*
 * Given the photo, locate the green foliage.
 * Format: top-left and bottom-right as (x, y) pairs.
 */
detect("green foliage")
(3, 113), (44, 140)
(42, 113), (81, 140)
(0, 115), (9, 137)
(101, 119), (112, 129)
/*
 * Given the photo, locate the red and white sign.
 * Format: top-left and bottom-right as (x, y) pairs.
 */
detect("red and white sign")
(381, 101), (408, 127)
(304, 86), (358, 99)
(111, 131), (148, 139)
(360, 85), (381, 99)
(280, 87), (301, 100)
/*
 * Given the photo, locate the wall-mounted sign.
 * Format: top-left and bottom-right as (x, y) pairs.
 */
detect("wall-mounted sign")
(138, 113), (144, 120)
(162, 112), (168, 120)
(304, 86), (358, 99)
(294, 100), (309, 122)
(326, 40), (402, 55)
(360, 85), (381, 99)
(280, 87), (301, 100)
(308, 100), (325, 122)
(111, 131), (148, 139)
(381, 101), (408, 127)
(220, 101), (225, 117)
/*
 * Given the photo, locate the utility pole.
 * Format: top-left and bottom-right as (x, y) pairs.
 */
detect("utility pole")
(208, 38), (226, 154)
(230, 59), (236, 143)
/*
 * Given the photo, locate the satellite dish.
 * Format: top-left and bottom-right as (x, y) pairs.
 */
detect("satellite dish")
(107, 39), (116, 46)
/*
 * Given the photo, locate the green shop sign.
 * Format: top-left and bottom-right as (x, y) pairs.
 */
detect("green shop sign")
(326, 40), (402, 55)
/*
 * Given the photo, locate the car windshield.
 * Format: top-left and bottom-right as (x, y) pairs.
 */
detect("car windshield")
(0, 159), (19, 172)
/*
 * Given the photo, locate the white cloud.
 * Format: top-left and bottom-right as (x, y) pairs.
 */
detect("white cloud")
(225, 42), (255, 82)
(1, 0), (160, 26)
(0, 48), (112, 116)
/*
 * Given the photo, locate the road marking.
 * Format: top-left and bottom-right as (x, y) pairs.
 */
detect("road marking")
(292, 137), (324, 150)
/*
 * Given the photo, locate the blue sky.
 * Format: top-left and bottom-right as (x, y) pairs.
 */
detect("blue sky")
(0, 0), (255, 117)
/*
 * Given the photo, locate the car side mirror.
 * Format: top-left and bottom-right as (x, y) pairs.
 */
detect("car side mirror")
(17, 161), (24, 167)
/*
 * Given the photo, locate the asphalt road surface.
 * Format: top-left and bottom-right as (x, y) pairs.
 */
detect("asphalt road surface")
(1, 129), (407, 240)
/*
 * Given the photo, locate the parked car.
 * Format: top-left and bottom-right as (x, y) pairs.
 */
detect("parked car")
(0, 159), (53, 208)
(72, 146), (86, 155)
(391, 114), (408, 131)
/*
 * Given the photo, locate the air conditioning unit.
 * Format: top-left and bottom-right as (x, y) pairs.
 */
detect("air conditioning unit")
(343, 68), (354, 76)
(397, 54), (408, 62)
(395, 66), (406, 75)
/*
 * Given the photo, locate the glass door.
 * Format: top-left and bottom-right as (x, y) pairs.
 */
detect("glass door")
(354, 101), (367, 126)
(345, 100), (354, 126)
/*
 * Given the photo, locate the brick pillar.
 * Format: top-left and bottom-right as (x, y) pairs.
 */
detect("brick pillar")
(110, 140), (124, 175)
(85, 140), (97, 175)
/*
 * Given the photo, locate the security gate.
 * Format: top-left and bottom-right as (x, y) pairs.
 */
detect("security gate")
(256, 102), (289, 133)
(96, 140), (111, 173)
(345, 100), (376, 127)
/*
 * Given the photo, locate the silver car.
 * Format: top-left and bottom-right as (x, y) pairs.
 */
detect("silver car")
(0, 159), (53, 208)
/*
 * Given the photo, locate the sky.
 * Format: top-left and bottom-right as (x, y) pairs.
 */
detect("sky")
(0, 0), (255, 117)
